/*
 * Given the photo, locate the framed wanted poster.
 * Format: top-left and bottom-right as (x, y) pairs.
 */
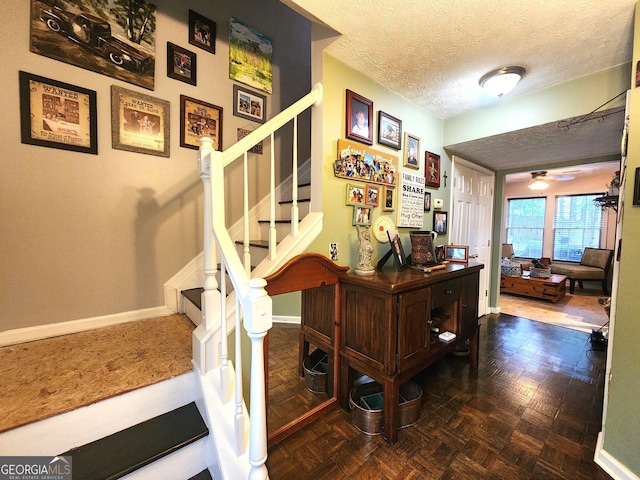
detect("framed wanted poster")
(111, 85), (170, 157)
(19, 71), (97, 154)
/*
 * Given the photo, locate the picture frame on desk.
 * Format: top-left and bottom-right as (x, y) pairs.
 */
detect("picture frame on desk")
(445, 245), (468, 263)
(387, 229), (409, 271)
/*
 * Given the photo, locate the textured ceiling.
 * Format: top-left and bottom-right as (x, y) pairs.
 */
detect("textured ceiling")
(284, 0), (635, 173)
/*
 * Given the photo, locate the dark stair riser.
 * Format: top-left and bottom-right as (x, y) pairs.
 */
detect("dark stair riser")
(62, 402), (208, 480)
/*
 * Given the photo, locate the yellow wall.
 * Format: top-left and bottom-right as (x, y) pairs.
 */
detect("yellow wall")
(309, 53), (446, 267)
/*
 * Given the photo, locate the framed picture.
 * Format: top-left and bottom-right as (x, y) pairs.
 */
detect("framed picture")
(334, 140), (398, 186)
(424, 191), (431, 211)
(433, 211), (448, 235)
(111, 85), (170, 157)
(383, 186), (395, 212)
(346, 183), (365, 205)
(167, 42), (196, 85)
(353, 205), (372, 226)
(237, 127), (263, 154)
(634, 167), (640, 206)
(378, 111), (402, 150)
(229, 17), (272, 94)
(435, 245), (445, 263)
(180, 95), (223, 150)
(445, 245), (469, 263)
(189, 10), (216, 54)
(346, 89), (373, 145)
(403, 132), (420, 169)
(387, 229), (408, 271)
(425, 151), (441, 188)
(365, 184), (380, 207)
(233, 85), (266, 124)
(30, 0), (156, 91)
(19, 71), (97, 155)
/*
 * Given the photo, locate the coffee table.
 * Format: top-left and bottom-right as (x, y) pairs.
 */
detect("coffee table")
(500, 273), (567, 303)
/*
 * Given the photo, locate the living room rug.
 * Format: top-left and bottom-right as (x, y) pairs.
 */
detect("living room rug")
(499, 279), (610, 334)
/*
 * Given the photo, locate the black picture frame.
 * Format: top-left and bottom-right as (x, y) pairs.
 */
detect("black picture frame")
(19, 71), (98, 155)
(233, 84), (266, 124)
(387, 230), (409, 271)
(634, 167), (640, 206)
(424, 191), (431, 211)
(346, 89), (373, 145)
(189, 10), (216, 54)
(433, 211), (448, 235)
(167, 42), (196, 85)
(378, 111), (402, 150)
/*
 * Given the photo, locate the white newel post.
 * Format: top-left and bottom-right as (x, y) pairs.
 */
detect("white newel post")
(245, 278), (272, 480)
(195, 137), (222, 374)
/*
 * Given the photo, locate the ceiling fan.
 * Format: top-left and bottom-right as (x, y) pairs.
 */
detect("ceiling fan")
(528, 170), (577, 190)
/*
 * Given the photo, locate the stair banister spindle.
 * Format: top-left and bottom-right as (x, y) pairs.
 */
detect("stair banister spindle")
(234, 293), (245, 455)
(219, 259), (229, 402)
(291, 115), (299, 236)
(269, 132), (276, 260)
(243, 151), (251, 275)
(244, 278), (271, 480)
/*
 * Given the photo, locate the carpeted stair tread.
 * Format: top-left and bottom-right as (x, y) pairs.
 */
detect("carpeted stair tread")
(61, 402), (208, 480)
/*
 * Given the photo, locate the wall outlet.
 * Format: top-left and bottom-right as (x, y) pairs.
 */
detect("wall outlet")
(329, 242), (339, 261)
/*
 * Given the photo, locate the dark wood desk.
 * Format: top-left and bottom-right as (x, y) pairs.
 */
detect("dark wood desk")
(339, 262), (483, 444)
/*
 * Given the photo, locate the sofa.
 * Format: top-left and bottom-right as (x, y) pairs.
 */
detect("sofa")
(550, 247), (613, 295)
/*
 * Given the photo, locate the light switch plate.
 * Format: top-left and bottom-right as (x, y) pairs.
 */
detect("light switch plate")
(434, 198), (444, 209)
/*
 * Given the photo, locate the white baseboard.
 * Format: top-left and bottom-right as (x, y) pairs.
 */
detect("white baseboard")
(0, 306), (174, 347)
(595, 432), (639, 480)
(273, 315), (301, 325)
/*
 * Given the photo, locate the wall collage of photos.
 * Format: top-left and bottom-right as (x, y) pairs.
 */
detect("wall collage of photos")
(23, 0), (273, 159)
(334, 89), (442, 231)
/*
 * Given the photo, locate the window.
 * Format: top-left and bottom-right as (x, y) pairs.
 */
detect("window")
(506, 197), (546, 258)
(553, 194), (602, 261)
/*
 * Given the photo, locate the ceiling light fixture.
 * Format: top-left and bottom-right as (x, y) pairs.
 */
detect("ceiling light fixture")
(529, 171), (549, 191)
(479, 66), (526, 97)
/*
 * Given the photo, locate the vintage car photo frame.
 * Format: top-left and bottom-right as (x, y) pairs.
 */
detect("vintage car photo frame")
(30, 0), (156, 90)
(19, 71), (98, 155)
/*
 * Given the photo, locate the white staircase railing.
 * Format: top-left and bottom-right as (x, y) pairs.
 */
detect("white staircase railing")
(194, 83), (323, 479)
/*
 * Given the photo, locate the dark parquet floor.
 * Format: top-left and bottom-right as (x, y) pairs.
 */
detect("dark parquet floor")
(269, 323), (329, 433)
(266, 313), (611, 480)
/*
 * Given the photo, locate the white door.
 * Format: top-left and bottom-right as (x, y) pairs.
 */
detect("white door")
(451, 158), (494, 317)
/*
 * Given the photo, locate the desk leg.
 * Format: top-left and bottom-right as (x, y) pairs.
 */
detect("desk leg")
(339, 357), (352, 410)
(469, 325), (480, 370)
(382, 378), (399, 445)
(298, 331), (309, 376)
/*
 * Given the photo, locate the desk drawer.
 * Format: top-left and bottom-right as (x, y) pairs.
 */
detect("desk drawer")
(431, 278), (461, 308)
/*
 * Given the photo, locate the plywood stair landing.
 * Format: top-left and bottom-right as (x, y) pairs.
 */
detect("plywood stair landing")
(0, 314), (214, 479)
